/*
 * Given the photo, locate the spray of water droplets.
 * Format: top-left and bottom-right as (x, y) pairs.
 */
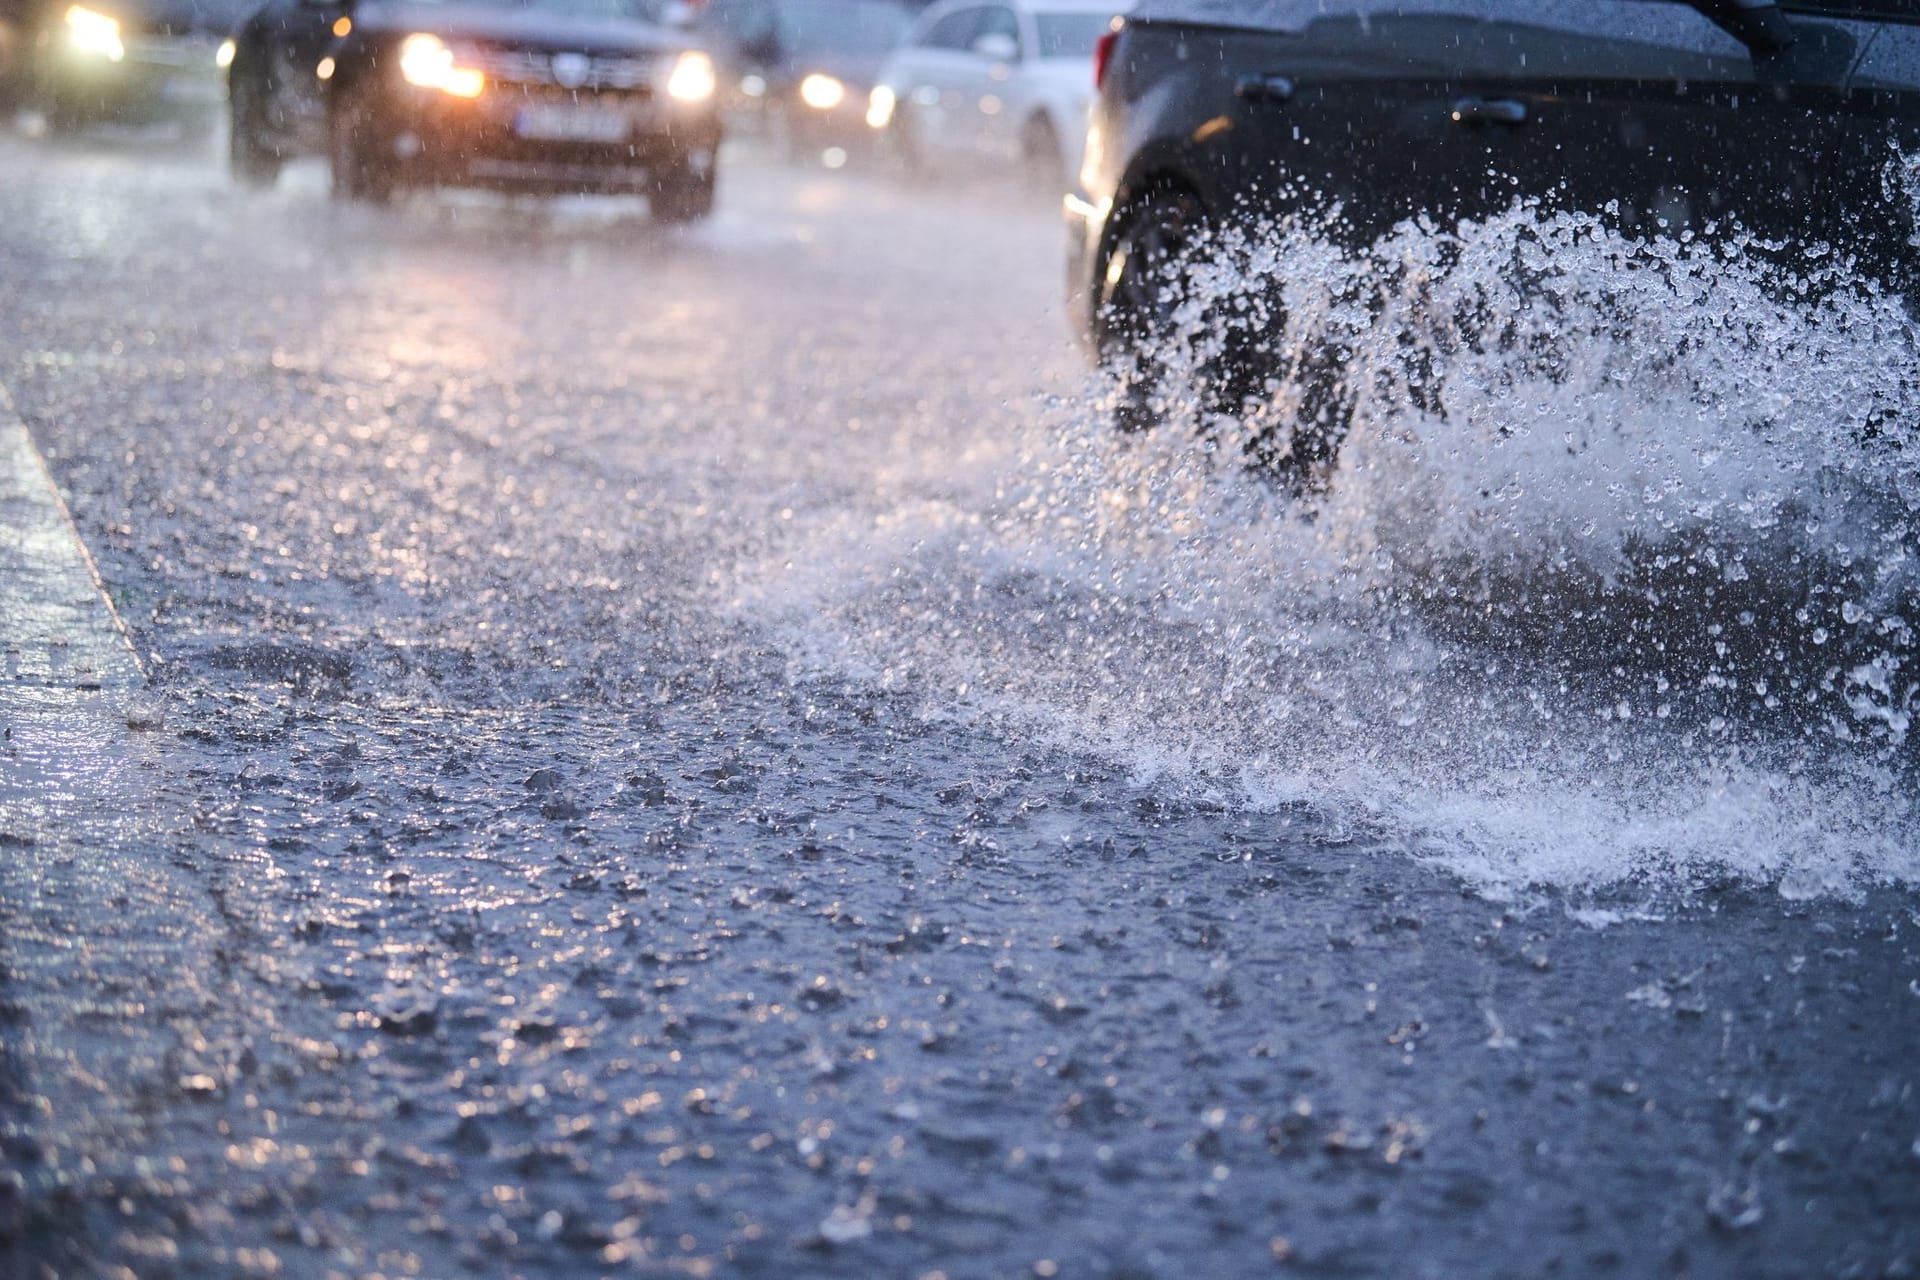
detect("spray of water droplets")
(741, 191), (1920, 899)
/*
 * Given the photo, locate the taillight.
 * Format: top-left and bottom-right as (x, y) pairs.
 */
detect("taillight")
(1093, 23), (1121, 91)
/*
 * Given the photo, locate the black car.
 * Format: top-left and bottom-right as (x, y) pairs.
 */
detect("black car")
(1068, 0), (1920, 472)
(5, 0), (245, 132)
(227, 0), (723, 217)
(696, 0), (913, 160)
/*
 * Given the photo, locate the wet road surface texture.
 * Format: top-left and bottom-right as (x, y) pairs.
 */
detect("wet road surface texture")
(1, 133), (1917, 1279)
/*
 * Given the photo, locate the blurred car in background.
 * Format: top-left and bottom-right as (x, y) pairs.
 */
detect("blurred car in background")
(4, 0), (244, 135)
(868, 0), (1127, 188)
(1070, 0), (1920, 477)
(227, 0), (723, 218)
(698, 0), (913, 163)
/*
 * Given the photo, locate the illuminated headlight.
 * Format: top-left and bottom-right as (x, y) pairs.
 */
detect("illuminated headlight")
(865, 83), (894, 129)
(215, 37), (235, 68)
(64, 5), (124, 62)
(398, 32), (484, 98)
(798, 72), (844, 111)
(665, 50), (715, 103)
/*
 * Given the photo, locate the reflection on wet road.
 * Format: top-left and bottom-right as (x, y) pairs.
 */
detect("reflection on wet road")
(0, 134), (1917, 1279)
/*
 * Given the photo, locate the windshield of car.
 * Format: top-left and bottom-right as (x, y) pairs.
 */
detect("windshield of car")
(1032, 11), (1115, 56)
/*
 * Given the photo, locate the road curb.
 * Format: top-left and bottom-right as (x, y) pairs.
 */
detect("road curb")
(0, 380), (145, 693)
(0, 382), (221, 1275)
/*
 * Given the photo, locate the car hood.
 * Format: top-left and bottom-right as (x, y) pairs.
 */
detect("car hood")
(354, 1), (695, 54)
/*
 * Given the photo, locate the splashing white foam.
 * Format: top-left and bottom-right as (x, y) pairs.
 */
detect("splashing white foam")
(737, 197), (1920, 898)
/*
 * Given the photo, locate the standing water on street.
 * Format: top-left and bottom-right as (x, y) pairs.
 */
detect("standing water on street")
(5, 122), (1920, 1280)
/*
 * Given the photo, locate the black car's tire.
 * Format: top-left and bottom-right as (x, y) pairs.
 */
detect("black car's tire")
(227, 69), (282, 188)
(651, 164), (715, 224)
(1021, 114), (1063, 194)
(1094, 183), (1208, 370)
(328, 95), (395, 204)
(1097, 184), (1343, 480)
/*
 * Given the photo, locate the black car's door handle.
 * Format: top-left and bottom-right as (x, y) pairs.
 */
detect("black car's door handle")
(1235, 73), (1295, 104)
(1450, 96), (1528, 125)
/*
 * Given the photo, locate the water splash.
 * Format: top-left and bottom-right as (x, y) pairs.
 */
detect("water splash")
(743, 192), (1920, 898)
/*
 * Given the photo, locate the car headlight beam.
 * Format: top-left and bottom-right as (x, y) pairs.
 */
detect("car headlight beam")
(65, 5), (125, 62)
(798, 72), (844, 111)
(398, 32), (485, 98)
(665, 50), (715, 103)
(866, 83), (894, 129)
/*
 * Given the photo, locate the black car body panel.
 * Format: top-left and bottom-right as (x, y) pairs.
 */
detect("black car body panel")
(231, 0), (722, 206)
(1068, 1), (1920, 344)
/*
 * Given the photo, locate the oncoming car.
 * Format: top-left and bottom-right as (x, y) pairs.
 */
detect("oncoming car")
(226, 0), (723, 218)
(698, 0), (912, 162)
(869, 0), (1131, 188)
(10, 0), (245, 134)
(1069, 0), (1920, 475)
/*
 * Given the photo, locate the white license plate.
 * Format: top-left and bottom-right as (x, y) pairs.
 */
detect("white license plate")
(513, 103), (630, 143)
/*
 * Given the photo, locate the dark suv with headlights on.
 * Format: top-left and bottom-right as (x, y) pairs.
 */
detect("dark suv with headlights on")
(9, 0), (246, 133)
(228, 0), (723, 218)
(1068, 0), (1920, 472)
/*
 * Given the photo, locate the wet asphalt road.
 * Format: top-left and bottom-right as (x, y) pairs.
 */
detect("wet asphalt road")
(1, 131), (1918, 1280)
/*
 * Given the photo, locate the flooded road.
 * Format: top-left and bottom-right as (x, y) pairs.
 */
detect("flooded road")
(1, 132), (1917, 1278)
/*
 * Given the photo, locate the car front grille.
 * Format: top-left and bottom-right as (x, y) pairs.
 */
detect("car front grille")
(461, 48), (658, 93)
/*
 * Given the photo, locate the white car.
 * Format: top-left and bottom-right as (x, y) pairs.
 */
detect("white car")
(867, 0), (1129, 189)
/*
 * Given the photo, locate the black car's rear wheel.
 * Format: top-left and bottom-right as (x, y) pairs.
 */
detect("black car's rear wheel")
(329, 95), (395, 204)
(1095, 184), (1219, 434)
(1096, 184), (1344, 481)
(1096, 184), (1207, 361)
(227, 66), (282, 188)
(651, 163), (715, 224)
